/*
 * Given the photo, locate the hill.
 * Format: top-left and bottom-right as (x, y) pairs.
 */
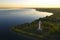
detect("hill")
(12, 8), (60, 40)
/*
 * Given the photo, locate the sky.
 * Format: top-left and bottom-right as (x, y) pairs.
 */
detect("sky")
(0, 0), (60, 8)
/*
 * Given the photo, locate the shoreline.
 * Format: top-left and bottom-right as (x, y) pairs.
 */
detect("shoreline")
(11, 29), (39, 40)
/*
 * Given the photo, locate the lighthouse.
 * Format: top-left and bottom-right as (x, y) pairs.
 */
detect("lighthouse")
(37, 20), (42, 30)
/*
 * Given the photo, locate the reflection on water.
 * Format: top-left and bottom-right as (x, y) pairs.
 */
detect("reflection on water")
(0, 9), (53, 40)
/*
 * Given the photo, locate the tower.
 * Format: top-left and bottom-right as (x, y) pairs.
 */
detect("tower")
(37, 20), (42, 30)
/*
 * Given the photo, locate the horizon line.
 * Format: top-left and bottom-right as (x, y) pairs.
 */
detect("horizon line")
(0, 7), (60, 9)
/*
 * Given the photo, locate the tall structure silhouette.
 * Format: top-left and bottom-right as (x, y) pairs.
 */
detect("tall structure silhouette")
(37, 20), (42, 30)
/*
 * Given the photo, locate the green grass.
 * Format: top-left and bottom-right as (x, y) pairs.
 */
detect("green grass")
(12, 8), (60, 40)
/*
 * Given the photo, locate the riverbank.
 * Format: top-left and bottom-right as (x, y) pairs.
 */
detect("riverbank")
(12, 8), (60, 40)
(11, 28), (38, 40)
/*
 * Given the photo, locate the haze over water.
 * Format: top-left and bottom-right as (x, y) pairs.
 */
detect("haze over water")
(0, 9), (53, 40)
